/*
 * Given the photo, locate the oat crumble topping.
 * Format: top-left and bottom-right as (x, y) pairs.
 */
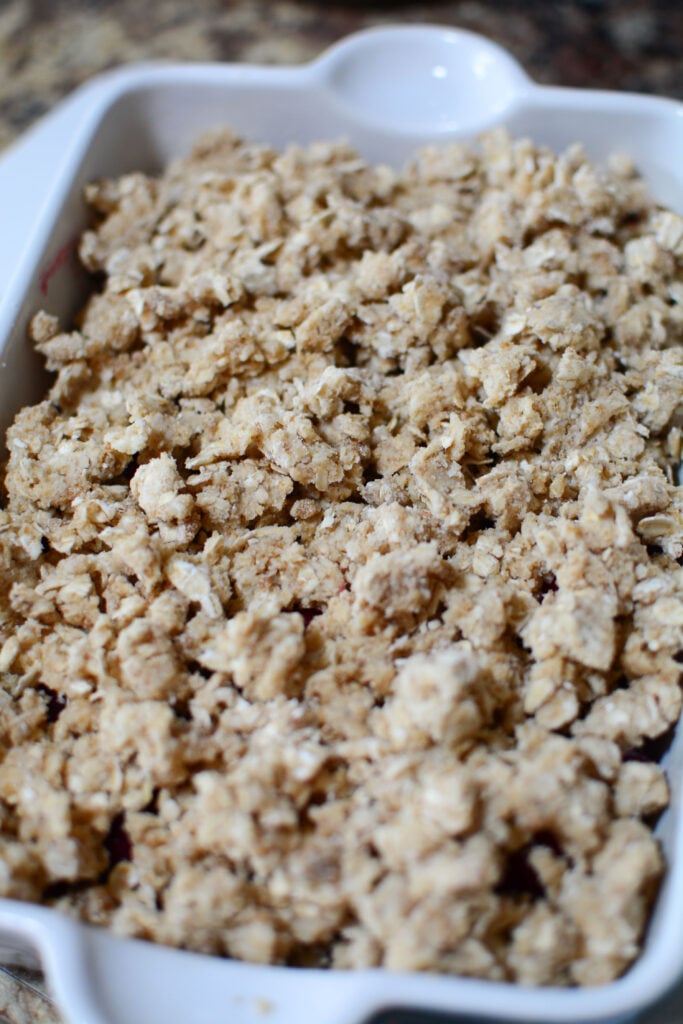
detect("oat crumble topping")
(0, 129), (682, 985)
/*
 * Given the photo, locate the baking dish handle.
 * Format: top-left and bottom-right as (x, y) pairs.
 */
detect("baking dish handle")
(0, 904), (384, 1024)
(312, 23), (531, 134)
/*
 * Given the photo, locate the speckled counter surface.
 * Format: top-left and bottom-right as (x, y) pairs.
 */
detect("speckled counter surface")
(1, 1), (683, 1023)
(1, 0), (683, 152)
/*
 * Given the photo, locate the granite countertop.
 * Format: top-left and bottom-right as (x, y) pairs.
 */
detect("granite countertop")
(0, 1), (682, 1023)
(1, 0), (682, 152)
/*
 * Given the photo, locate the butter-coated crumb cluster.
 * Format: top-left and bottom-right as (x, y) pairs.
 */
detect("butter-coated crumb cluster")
(1, 129), (682, 985)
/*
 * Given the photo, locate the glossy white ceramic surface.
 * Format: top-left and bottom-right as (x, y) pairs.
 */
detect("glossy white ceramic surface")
(0, 24), (681, 1024)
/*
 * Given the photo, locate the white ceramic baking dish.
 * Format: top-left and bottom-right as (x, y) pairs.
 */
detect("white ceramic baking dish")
(0, 23), (682, 1024)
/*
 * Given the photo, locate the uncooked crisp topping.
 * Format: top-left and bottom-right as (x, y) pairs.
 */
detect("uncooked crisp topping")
(0, 128), (682, 985)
